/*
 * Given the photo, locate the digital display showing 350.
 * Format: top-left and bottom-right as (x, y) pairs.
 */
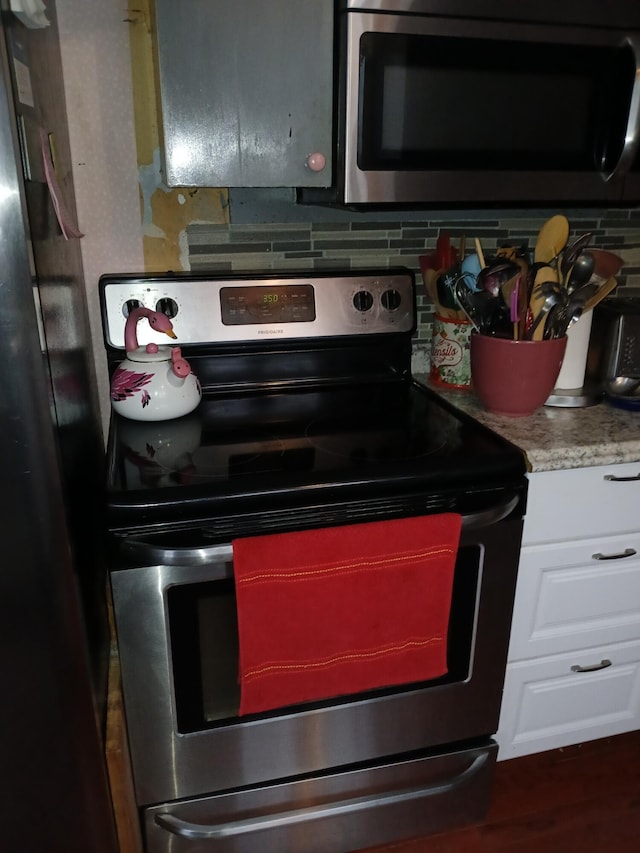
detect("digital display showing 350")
(220, 284), (316, 325)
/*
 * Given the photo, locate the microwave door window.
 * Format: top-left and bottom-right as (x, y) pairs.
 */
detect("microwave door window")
(358, 33), (630, 174)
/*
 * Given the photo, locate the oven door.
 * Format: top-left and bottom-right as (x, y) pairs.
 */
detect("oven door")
(110, 495), (523, 808)
(340, 11), (640, 204)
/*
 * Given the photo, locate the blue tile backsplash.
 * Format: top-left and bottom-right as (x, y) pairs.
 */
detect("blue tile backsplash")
(187, 202), (640, 370)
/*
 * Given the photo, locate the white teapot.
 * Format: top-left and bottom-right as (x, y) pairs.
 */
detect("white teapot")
(110, 307), (201, 421)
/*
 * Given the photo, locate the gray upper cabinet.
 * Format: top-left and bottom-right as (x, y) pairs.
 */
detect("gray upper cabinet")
(154, 0), (333, 188)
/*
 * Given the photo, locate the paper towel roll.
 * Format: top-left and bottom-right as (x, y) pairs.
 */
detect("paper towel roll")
(554, 309), (593, 390)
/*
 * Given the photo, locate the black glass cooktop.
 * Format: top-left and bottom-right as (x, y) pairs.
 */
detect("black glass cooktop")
(106, 380), (526, 535)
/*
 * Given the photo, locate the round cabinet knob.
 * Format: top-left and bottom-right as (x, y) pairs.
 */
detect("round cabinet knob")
(156, 297), (179, 319)
(381, 289), (402, 311)
(353, 290), (374, 312)
(306, 152), (326, 172)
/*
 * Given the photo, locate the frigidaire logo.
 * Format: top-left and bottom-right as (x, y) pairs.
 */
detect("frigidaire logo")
(257, 328), (285, 335)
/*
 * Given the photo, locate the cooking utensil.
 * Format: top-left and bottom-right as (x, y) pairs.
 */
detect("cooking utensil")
(605, 376), (640, 397)
(528, 289), (564, 340)
(544, 303), (583, 339)
(419, 255), (454, 316)
(583, 276), (618, 313)
(495, 245), (518, 261)
(534, 215), (569, 265)
(559, 232), (592, 282)
(436, 268), (461, 311)
(421, 264), (458, 319)
(500, 270), (522, 340)
(514, 258), (530, 341)
(418, 253), (438, 274)
(509, 280), (520, 340)
(566, 251), (595, 291)
(545, 283), (597, 341)
(435, 232), (457, 270)
(477, 260), (521, 298)
(460, 252), (482, 290)
(455, 280), (507, 335)
(564, 305), (584, 333)
(539, 277), (597, 339)
(529, 264), (559, 338)
(568, 280), (599, 305)
(589, 248), (624, 279)
(453, 280), (480, 331)
(501, 271), (520, 307)
(474, 237), (486, 269)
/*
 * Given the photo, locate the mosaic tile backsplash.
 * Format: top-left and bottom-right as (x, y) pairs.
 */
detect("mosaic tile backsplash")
(187, 206), (640, 371)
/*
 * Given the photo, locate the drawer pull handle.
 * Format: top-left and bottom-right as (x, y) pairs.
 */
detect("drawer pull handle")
(154, 753), (489, 839)
(604, 472), (640, 482)
(571, 659), (612, 674)
(592, 547), (637, 561)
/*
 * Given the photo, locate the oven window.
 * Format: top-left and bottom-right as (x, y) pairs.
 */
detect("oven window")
(358, 32), (633, 173)
(167, 545), (482, 733)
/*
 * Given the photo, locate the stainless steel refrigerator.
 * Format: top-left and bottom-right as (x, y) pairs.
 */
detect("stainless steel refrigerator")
(0, 3), (117, 850)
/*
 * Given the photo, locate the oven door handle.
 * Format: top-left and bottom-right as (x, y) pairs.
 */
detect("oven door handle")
(154, 751), (488, 841)
(460, 493), (520, 531)
(120, 495), (520, 566)
(120, 538), (233, 568)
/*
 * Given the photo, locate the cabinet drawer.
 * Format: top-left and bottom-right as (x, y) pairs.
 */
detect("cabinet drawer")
(509, 533), (640, 661)
(523, 463), (640, 544)
(497, 639), (640, 761)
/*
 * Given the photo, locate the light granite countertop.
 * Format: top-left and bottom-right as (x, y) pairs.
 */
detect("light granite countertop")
(414, 374), (640, 473)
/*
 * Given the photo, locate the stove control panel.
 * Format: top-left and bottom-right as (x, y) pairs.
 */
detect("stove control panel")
(101, 271), (415, 348)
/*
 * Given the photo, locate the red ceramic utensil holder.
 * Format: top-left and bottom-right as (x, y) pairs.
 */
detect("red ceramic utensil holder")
(470, 334), (567, 417)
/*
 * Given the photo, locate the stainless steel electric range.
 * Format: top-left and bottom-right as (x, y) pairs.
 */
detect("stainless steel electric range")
(100, 268), (527, 853)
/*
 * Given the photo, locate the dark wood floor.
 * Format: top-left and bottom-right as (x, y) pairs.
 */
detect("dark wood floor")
(361, 732), (640, 853)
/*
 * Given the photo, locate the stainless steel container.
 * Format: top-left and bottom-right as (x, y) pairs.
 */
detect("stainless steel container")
(586, 297), (640, 390)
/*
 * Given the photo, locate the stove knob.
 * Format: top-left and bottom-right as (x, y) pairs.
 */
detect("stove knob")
(123, 299), (142, 317)
(156, 297), (178, 319)
(381, 289), (402, 311)
(353, 290), (374, 312)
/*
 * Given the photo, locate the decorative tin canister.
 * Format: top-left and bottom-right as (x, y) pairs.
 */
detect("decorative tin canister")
(429, 314), (472, 389)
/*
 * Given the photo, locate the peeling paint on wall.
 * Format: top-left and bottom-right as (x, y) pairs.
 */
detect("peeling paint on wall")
(127, 0), (228, 272)
(143, 149), (229, 270)
(138, 150), (164, 238)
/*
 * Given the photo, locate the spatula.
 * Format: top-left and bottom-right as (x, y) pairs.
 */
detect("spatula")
(534, 215), (569, 266)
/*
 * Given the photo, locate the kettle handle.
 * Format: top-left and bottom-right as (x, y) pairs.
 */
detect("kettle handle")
(171, 346), (192, 377)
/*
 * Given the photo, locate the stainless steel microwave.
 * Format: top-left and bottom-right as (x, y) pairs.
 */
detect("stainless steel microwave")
(303, 0), (640, 207)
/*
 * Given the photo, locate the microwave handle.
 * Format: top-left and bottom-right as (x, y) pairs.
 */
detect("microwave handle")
(606, 36), (640, 182)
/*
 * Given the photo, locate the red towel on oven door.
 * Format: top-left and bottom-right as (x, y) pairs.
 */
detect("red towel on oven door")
(232, 513), (461, 716)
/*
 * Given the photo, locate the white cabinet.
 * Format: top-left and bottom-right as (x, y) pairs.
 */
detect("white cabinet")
(520, 462), (640, 544)
(496, 462), (640, 761)
(154, 0), (333, 189)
